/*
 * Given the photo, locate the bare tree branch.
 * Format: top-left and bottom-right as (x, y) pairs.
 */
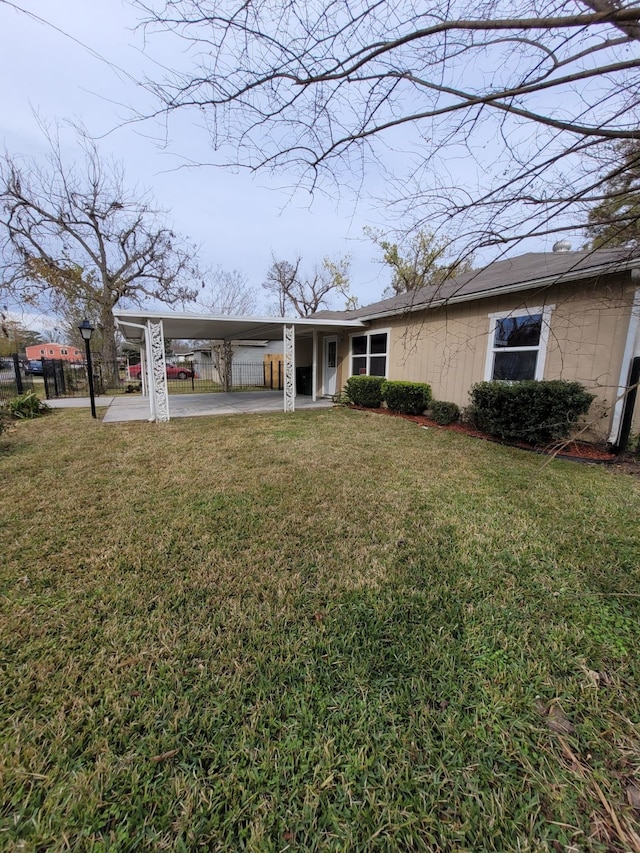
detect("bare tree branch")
(134, 0), (640, 255)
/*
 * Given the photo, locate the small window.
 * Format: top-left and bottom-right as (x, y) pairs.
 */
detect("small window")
(485, 307), (553, 382)
(61, 348), (68, 355)
(352, 336), (367, 355)
(370, 333), (387, 354)
(351, 331), (389, 378)
(494, 315), (542, 349)
(49, 348), (54, 354)
(327, 340), (337, 369)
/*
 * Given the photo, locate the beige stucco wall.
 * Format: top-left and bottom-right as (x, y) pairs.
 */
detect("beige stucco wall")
(333, 274), (639, 442)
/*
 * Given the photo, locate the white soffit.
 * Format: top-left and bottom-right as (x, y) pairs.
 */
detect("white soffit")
(114, 310), (367, 342)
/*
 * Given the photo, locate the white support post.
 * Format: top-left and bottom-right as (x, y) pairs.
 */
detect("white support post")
(147, 319), (170, 422)
(139, 344), (148, 398)
(609, 288), (640, 444)
(143, 327), (155, 422)
(284, 323), (295, 412)
(311, 330), (318, 402)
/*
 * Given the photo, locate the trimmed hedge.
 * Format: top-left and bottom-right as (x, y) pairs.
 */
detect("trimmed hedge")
(469, 380), (595, 445)
(429, 400), (460, 425)
(344, 375), (385, 408)
(382, 380), (432, 415)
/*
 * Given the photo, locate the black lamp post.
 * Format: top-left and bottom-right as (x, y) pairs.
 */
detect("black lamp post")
(78, 319), (97, 419)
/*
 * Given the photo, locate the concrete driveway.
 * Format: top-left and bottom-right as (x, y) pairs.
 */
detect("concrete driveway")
(44, 391), (333, 422)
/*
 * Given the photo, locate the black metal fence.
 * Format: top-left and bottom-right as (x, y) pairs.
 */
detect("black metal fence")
(123, 360), (284, 393)
(0, 354), (34, 402)
(40, 359), (128, 399)
(0, 354), (286, 401)
(191, 360), (284, 391)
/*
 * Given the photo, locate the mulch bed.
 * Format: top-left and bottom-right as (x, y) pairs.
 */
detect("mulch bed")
(347, 405), (619, 463)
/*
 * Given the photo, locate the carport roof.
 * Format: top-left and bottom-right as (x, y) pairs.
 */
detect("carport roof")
(114, 309), (367, 342)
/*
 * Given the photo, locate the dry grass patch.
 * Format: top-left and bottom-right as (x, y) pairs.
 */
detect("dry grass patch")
(1, 407), (639, 851)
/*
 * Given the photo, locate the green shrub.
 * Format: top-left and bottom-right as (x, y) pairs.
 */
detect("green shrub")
(429, 400), (460, 425)
(8, 391), (50, 420)
(382, 380), (432, 415)
(344, 375), (386, 408)
(469, 380), (595, 444)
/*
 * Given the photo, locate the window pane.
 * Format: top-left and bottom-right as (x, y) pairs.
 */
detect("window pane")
(352, 356), (367, 375)
(370, 333), (387, 354)
(327, 341), (337, 368)
(495, 314), (542, 348)
(352, 336), (367, 355)
(369, 356), (387, 377)
(493, 351), (537, 380)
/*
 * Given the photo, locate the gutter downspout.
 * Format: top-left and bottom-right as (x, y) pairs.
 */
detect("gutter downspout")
(608, 284), (640, 446)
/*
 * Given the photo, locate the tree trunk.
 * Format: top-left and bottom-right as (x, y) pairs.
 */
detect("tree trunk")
(100, 303), (121, 390)
(213, 341), (234, 391)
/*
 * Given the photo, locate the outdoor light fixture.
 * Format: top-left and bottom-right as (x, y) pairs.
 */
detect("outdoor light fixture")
(78, 319), (97, 419)
(78, 319), (95, 341)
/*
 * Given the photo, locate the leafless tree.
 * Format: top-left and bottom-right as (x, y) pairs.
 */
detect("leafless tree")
(136, 0), (640, 257)
(263, 254), (352, 316)
(0, 127), (200, 378)
(198, 267), (257, 316)
(195, 266), (257, 390)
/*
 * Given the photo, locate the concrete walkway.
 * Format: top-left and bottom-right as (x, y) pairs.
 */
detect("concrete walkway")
(46, 396), (116, 409)
(48, 391), (334, 422)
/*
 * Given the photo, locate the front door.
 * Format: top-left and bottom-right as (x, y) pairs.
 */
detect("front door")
(323, 336), (338, 396)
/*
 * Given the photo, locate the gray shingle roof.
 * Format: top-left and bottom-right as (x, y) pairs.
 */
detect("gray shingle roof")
(314, 248), (640, 321)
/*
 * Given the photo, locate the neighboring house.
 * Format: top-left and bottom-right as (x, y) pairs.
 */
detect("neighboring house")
(303, 246), (640, 444)
(185, 340), (283, 385)
(25, 342), (83, 362)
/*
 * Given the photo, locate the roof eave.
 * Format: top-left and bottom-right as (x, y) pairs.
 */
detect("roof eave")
(357, 258), (640, 321)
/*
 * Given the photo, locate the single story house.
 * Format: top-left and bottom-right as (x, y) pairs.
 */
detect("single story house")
(305, 245), (640, 445)
(114, 246), (640, 444)
(182, 340), (283, 386)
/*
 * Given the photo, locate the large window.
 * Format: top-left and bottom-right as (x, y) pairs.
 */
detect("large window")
(351, 331), (389, 377)
(484, 306), (553, 381)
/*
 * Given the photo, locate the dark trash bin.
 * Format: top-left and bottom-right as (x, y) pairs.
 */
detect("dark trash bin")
(296, 365), (312, 396)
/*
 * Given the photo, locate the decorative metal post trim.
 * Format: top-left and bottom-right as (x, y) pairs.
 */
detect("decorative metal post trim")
(284, 323), (295, 413)
(148, 319), (170, 422)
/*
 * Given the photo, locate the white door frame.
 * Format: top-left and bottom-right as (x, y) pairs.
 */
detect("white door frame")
(323, 335), (338, 397)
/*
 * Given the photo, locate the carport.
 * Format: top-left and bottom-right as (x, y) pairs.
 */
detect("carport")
(113, 309), (367, 422)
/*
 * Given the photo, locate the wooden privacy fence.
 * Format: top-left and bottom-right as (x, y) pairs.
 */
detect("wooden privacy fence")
(263, 354), (284, 391)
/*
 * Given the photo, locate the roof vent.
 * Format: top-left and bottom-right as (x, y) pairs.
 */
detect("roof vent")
(552, 239), (572, 253)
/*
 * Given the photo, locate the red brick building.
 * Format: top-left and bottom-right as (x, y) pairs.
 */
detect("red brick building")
(25, 343), (83, 362)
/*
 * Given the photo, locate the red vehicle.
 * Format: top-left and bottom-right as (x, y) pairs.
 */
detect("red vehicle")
(129, 363), (194, 380)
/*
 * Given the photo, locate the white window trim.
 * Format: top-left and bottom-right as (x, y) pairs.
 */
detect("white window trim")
(349, 328), (391, 378)
(484, 305), (554, 382)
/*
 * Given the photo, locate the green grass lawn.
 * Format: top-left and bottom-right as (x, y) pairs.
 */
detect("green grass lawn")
(1, 407), (639, 852)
